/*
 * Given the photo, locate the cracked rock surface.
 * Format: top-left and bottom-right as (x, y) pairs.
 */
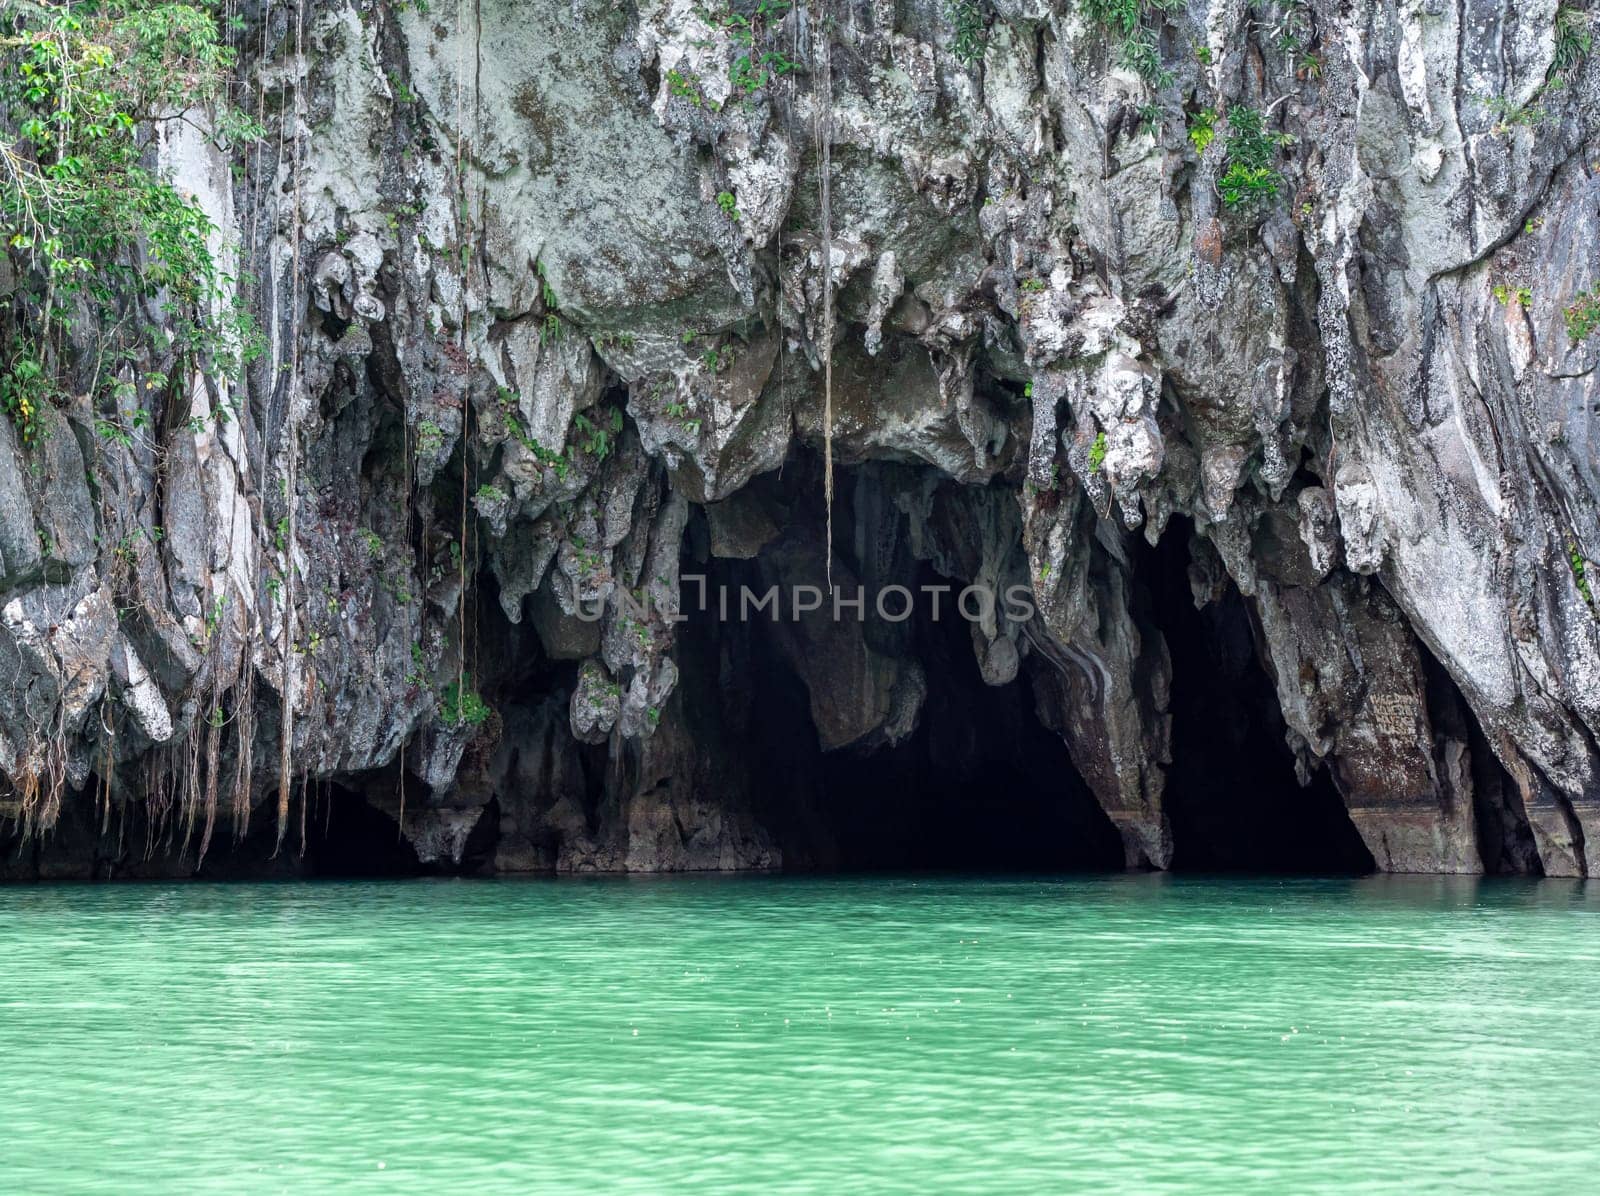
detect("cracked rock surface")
(1, 0), (1597, 878)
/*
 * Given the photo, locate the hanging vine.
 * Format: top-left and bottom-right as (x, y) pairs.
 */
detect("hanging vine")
(454, 0), (469, 742)
(273, 0), (307, 855)
(812, 1), (835, 588)
(0, 0), (262, 840)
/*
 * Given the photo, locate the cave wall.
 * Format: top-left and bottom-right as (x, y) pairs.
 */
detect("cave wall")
(1, 0), (1598, 877)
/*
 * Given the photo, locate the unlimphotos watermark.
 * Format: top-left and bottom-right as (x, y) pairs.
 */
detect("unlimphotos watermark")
(571, 579), (1038, 625)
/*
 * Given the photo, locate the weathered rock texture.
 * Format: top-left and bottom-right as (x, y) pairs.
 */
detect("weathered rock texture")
(2, 0), (1597, 877)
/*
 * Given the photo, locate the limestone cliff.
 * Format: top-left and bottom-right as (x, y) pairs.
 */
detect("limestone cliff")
(1, 0), (1597, 877)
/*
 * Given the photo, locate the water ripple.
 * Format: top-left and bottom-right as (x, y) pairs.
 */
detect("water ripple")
(1, 874), (1598, 1193)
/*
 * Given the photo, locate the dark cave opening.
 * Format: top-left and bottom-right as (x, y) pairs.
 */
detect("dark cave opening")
(281, 780), (496, 878)
(1141, 517), (1375, 873)
(811, 616), (1125, 872)
(273, 456), (1386, 879)
(292, 781), (422, 877)
(292, 485), (1384, 878)
(1416, 640), (1542, 875)
(693, 568), (1122, 872)
(679, 460), (1124, 874)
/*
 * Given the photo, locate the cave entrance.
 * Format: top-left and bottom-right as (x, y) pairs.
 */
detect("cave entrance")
(727, 571), (1121, 872)
(681, 465), (1122, 873)
(284, 779), (424, 877)
(1142, 517), (1375, 873)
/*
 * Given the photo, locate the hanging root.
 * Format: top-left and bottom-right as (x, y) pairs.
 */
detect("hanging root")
(274, 0), (309, 856)
(814, 3), (835, 590)
(179, 722), (202, 858)
(197, 686), (223, 869)
(231, 664), (254, 843)
(98, 700), (115, 837)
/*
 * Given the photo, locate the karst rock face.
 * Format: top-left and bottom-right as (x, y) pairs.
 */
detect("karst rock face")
(1, 0), (1596, 878)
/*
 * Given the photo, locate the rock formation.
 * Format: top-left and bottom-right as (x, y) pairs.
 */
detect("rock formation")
(1, 0), (1596, 877)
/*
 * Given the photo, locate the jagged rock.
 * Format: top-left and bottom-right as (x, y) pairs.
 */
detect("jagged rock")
(3, 0), (1597, 879)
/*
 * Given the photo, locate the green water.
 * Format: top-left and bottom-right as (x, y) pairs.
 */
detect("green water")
(3, 875), (1598, 1193)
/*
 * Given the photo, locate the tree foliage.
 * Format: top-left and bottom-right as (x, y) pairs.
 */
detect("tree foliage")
(0, 0), (260, 443)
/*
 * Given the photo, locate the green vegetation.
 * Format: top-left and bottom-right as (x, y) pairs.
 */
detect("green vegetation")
(537, 259), (558, 311)
(701, 341), (737, 372)
(1088, 431), (1108, 473)
(475, 483), (506, 504)
(729, 49), (796, 93)
(1187, 109), (1216, 155)
(1270, 0), (1320, 76)
(716, 190), (740, 220)
(1081, 0), (1182, 88)
(0, 345), (50, 445)
(0, 1), (262, 445)
(536, 259), (563, 342)
(439, 679), (492, 728)
(1478, 94), (1545, 135)
(1218, 163), (1283, 209)
(94, 392), (154, 448)
(720, 1), (797, 94)
(110, 522), (162, 568)
(572, 407), (624, 463)
(661, 388), (701, 435)
(416, 420), (444, 456)
(947, 0), (986, 64)
(387, 71), (417, 106)
(495, 387), (573, 481)
(1216, 106), (1290, 210)
(1493, 283), (1532, 307)
(1564, 286), (1600, 343)
(1473, 10), (1587, 147)
(1553, 6), (1592, 82)
(667, 68), (703, 107)
(494, 388), (622, 477)
(205, 592), (226, 637)
(1024, 464), (1062, 498)
(1571, 542), (1594, 606)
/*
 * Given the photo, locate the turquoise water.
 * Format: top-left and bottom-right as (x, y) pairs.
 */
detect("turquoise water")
(3, 874), (1598, 1193)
